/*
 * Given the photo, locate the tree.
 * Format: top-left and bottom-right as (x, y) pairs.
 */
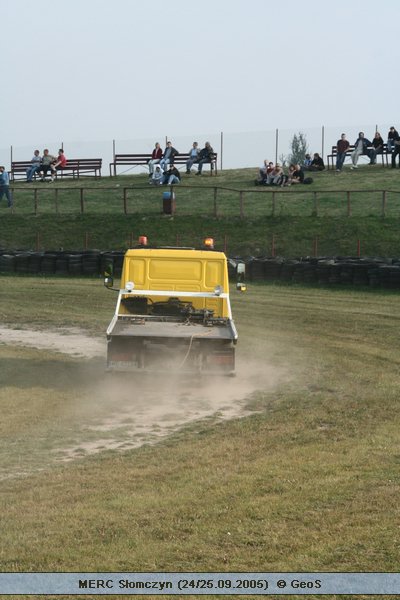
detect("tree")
(288, 132), (309, 165)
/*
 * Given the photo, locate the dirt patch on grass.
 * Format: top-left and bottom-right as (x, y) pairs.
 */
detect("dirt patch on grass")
(0, 326), (288, 476)
(0, 325), (104, 358)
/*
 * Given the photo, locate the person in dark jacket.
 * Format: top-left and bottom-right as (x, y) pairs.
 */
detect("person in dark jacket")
(164, 164), (181, 185)
(350, 132), (372, 169)
(391, 129), (400, 168)
(336, 133), (350, 171)
(308, 153), (325, 171)
(196, 142), (215, 175)
(159, 141), (179, 171)
(387, 126), (399, 153)
(369, 132), (384, 164)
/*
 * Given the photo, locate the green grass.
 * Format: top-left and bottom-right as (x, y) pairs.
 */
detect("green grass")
(0, 277), (399, 600)
(1, 166), (400, 257)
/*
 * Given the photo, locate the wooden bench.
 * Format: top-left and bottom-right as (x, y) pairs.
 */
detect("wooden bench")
(327, 144), (390, 170)
(109, 152), (218, 176)
(10, 158), (102, 181)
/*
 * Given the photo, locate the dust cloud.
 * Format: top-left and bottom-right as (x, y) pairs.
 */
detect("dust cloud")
(0, 326), (288, 466)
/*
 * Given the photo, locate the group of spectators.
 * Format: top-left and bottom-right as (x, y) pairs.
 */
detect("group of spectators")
(335, 127), (400, 171)
(26, 149), (67, 182)
(256, 156), (322, 187)
(148, 141), (215, 185)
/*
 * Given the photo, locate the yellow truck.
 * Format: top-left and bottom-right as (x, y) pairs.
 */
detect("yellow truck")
(104, 239), (245, 374)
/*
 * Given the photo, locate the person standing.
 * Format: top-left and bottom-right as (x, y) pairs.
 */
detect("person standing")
(26, 150), (42, 182)
(0, 166), (13, 208)
(336, 133), (350, 171)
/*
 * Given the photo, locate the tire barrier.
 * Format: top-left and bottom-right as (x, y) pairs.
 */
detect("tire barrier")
(229, 256), (400, 289)
(1, 250), (400, 289)
(0, 250), (125, 278)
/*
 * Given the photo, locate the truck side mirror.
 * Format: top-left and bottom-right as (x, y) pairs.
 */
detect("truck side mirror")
(104, 275), (114, 289)
(236, 263), (246, 292)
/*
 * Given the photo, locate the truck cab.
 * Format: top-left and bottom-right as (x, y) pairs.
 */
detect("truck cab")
(105, 242), (240, 374)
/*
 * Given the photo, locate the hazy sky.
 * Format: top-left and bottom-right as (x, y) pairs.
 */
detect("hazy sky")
(2, 0), (399, 152)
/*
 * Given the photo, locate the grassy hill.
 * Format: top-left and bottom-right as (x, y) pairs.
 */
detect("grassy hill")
(1, 277), (400, 590)
(1, 164), (400, 256)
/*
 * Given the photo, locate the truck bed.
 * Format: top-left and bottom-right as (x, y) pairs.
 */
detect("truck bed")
(108, 316), (236, 341)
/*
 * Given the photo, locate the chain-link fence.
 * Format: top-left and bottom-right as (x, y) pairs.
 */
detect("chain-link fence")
(1, 123), (395, 173)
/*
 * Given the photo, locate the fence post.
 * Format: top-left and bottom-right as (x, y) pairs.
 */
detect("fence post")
(220, 131), (223, 171)
(271, 234), (276, 257)
(84, 232), (89, 250)
(382, 191), (387, 217)
(34, 189), (38, 215)
(224, 235), (227, 254)
(54, 188), (59, 214)
(35, 232), (40, 251)
(129, 232), (134, 247)
(80, 188), (84, 214)
(176, 233), (180, 246)
(275, 129), (279, 164)
(239, 191), (244, 219)
(123, 188), (128, 215)
(313, 191), (318, 217)
(213, 187), (218, 217)
(347, 191), (352, 216)
(313, 237), (318, 257)
(272, 191), (276, 217)
(357, 239), (361, 257)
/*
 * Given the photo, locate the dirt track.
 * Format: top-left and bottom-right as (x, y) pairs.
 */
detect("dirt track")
(0, 325), (285, 476)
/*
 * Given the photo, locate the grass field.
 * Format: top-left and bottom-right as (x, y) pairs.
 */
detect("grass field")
(0, 276), (399, 600)
(2, 165), (400, 257)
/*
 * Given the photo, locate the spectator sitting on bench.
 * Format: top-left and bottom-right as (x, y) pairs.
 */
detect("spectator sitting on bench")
(308, 153), (325, 171)
(149, 165), (164, 185)
(350, 132), (372, 170)
(26, 150), (42, 182)
(159, 141), (179, 171)
(336, 133), (350, 172)
(370, 132), (384, 164)
(196, 142), (214, 175)
(164, 164), (181, 185)
(186, 142), (200, 174)
(38, 149), (56, 181)
(148, 142), (162, 176)
(391, 129), (400, 168)
(387, 126), (399, 154)
(50, 149), (67, 181)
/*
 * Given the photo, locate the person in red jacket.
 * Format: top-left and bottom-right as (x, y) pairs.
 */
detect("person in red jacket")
(50, 149), (67, 181)
(148, 142), (163, 176)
